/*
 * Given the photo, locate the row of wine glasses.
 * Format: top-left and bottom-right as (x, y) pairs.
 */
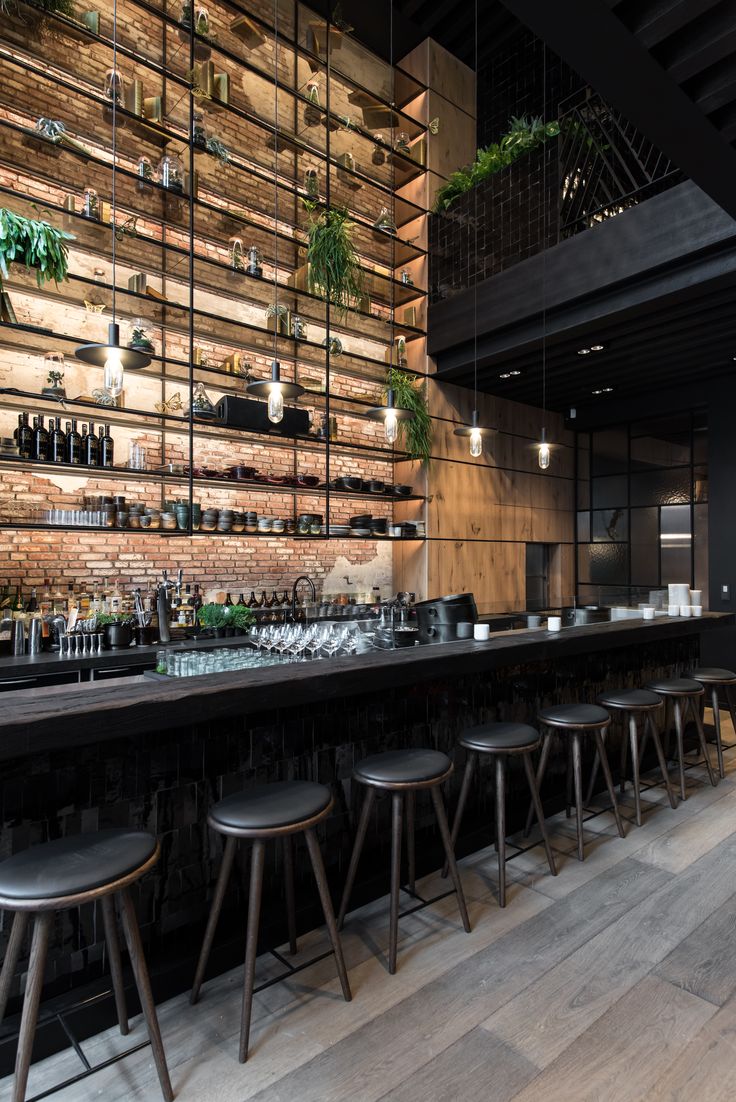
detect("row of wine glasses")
(250, 622), (362, 660)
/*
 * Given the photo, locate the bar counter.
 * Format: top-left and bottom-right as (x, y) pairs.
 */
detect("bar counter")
(0, 613), (731, 1073)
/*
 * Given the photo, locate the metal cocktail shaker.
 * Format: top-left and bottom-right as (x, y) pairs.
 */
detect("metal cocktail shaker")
(28, 617), (43, 656)
(12, 618), (25, 655)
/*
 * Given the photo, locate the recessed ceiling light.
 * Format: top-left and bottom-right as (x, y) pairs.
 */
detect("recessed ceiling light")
(577, 348), (591, 355)
(591, 387), (613, 395)
(590, 343), (605, 352)
(509, 370), (521, 376)
(499, 372), (511, 379)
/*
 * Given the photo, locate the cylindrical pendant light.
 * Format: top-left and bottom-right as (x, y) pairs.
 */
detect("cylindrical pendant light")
(366, 387), (414, 444)
(247, 359), (304, 424)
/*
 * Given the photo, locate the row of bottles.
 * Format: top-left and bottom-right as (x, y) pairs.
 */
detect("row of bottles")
(224, 590), (292, 610)
(14, 414), (114, 467)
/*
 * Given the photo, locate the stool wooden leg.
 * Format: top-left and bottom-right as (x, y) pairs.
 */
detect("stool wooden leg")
(191, 835), (237, 1004)
(628, 714), (642, 827)
(726, 686), (736, 753)
(620, 721), (629, 796)
(647, 713), (678, 809)
(673, 699), (687, 801)
(572, 733), (585, 862)
(303, 828), (351, 1002)
(565, 739), (573, 818)
(12, 911), (52, 1102)
(118, 889), (173, 1101)
(405, 791), (416, 896)
(101, 894), (129, 1036)
(442, 752), (476, 879)
(388, 793), (403, 975)
(691, 696), (717, 787)
(430, 787), (471, 934)
(495, 755), (507, 907)
(585, 742), (601, 807)
(524, 731), (552, 838)
(283, 834), (298, 955)
(522, 752), (557, 876)
(711, 687), (726, 780)
(0, 912), (28, 1025)
(239, 840), (265, 1064)
(594, 729), (626, 839)
(337, 787), (375, 930)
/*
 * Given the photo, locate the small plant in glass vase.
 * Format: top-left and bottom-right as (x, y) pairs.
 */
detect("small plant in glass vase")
(180, 1), (214, 58)
(128, 326), (155, 354)
(42, 369), (65, 397)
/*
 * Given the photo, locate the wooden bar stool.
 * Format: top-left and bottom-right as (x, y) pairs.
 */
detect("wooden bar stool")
(645, 677), (717, 799)
(337, 749), (471, 975)
(687, 667), (736, 779)
(442, 722), (557, 907)
(191, 781), (351, 1063)
(524, 704), (626, 861)
(0, 829), (172, 1102)
(597, 689), (677, 825)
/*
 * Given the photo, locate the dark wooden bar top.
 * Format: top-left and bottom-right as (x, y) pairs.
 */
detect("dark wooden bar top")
(0, 613), (731, 760)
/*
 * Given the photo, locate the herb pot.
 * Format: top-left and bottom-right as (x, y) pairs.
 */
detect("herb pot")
(104, 622), (133, 649)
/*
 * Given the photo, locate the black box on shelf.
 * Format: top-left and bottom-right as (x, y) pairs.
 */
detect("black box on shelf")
(216, 395), (310, 437)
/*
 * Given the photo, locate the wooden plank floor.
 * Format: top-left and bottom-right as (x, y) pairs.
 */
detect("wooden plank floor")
(9, 710), (736, 1102)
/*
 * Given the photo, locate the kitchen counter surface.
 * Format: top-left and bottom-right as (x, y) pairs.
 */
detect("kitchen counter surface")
(0, 613), (730, 759)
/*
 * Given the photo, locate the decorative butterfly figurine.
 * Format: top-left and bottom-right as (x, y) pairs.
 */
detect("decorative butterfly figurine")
(155, 393), (184, 414)
(84, 301), (106, 313)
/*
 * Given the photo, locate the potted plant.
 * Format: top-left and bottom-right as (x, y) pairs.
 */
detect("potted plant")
(96, 612), (135, 649)
(384, 367), (432, 466)
(226, 604), (255, 635)
(265, 302), (290, 335)
(129, 326), (155, 354)
(42, 368), (66, 397)
(303, 201), (364, 317)
(0, 207), (72, 293)
(198, 602), (229, 637)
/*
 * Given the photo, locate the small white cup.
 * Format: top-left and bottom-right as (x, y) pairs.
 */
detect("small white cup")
(473, 623), (490, 641)
(642, 606), (655, 620)
(680, 604), (692, 617)
(547, 616), (561, 633)
(692, 604), (703, 617)
(668, 604), (680, 616)
(690, 590), (702, 605)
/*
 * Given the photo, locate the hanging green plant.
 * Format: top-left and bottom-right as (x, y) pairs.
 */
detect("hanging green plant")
(303, 200), (364, 317)
(0, 0), (77, 19)
(0, 207), (73, 292)
(206, 136), (229, 163)
(384, 367), (432, 466)
(433, 115), (560, 213)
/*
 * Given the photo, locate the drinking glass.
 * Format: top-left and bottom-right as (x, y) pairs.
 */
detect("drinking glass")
(129, 441), (147, 470)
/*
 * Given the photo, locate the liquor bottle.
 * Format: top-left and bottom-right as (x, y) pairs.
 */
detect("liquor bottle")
(52, 582), (66, 613)
(237, 592), (246, 606)
(84, 422), (99, 466)
(34, 415), (49, 461)
(78, 584), (90, 614)
(90, 585), (102, 613)
(11, 585), (23, 612)
(39, 579), (52, 617)
(50, 418), (66, 464)
(224, 592), (234, 607)
(100, 424), (114, 468)
(109, 579), (122, 614)
(80, 423), (88, 459)
(66, 419), (81, 465)
(26, 587), (38, 613)
(66, 584), (78, 614)
(270, 589), (279, 608)
(247, 590), (258, 608)
(18, 413), (32, 460)
(259, 590), (269, 608)
(280, 589), (290, 608)
(192, 583), (202, 614)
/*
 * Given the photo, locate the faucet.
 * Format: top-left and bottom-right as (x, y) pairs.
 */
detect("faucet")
(156, 569), (176, 644)
(292, 574), (316, 621)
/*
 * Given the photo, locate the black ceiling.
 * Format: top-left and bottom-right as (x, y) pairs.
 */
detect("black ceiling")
(392, 0), (519, 67)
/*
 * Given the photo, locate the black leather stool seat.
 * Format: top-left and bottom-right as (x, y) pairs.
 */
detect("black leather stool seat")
(354, 749), (451, 786)
(646, 677), (704, 695)
(598, 688), (663, 710)
(539, 703), (609, 727)
(210, 781), (331, 833)
(0, 829), (156, 901)
(459, 722), (539, 753)
(688, 667), (736, 683)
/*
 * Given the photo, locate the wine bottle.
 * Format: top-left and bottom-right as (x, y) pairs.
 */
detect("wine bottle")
(248, 590), (258, 608)
(26, 587), (38, 613)
(100, 424), (114, 468)
(270, 589), (279, 608)
(259, 590), (269, 608)
(33, 415), (49, 462)
(84, 422), (99, 466)
(50, 418), (66, 464)
(18, 413), (32, 460)
(66, 419), (81, 465)
(237, 592), (246, 606)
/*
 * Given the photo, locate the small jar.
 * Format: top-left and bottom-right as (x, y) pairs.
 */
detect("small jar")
(158, 153), (184, 193)
(83, 187), (99, 219)
(137, 155), (154, 182)
(246, 245), (262, 278)
(103, 67), (124, 104)
(372, 133), (386, 165)
(192, 109), (207, 149)
(228, 235), (244, 271)
(304, 167), (319, 198)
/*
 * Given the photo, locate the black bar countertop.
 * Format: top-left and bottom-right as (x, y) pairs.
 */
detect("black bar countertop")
(0, 613), (730, 759)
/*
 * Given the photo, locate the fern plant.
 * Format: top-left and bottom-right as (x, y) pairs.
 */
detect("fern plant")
(303, 201), (364, 317)
(0, 207), (73, 292)
(433, 116), (560, 212)
(384, 367), (432, 466)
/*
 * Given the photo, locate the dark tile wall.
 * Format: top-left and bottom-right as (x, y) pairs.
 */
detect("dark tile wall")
(0, 632), (699, 1066)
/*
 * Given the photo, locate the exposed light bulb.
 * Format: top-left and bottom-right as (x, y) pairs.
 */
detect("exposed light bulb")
(384, 408), (398, 444)
(538, 440), (550, 470)
(469, 426), (482, 457)
(267, 383), (284, 424)
(103, 347), (124, 397)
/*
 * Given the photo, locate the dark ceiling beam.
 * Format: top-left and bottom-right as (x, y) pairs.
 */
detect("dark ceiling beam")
(655, 1), (736, 84)
(621, 0), (724, 49)
(500, 0), (736, 219)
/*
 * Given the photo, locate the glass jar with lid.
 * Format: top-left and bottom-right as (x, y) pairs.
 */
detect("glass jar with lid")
(157, 152), (184, 193)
